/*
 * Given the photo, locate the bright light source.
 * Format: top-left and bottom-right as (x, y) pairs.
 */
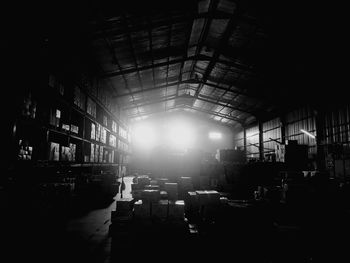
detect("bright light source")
(166, 122), (195, 150)
(209, 132), (222, 140)
(132, 123), (156, 150)
(300, 129), (316, 139)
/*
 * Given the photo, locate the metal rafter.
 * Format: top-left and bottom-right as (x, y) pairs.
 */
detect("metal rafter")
(96, 15), (141, 116)
(92, 10), (235, 40)
(114, 78), (255, 99)
(199, 62), (231, 111)
(127, 105), (181, 119)
(213, 25), (261, 121)
(122, 14), (145, 101)
(183, 105), (243, 123)
(127, 105), (240, 127)
(122, 92), (251, 115)
(209, 70), (244, 119)
(147, 17), (157, 100)
(100, 54), (248, 79)
(123, 94), (177, 110)
(194, 4), (241, 98)
(165, 17), (172, 112)
(177, 12), (194, 96)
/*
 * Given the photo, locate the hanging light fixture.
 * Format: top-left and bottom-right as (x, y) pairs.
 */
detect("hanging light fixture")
(300, 129), (316, 139)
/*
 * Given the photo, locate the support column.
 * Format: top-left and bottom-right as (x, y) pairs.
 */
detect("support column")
(315, 108), (326, 171)
(259, 121), (264, 161)
(280, 115), (286, 144)
(243, 126), (247, 162)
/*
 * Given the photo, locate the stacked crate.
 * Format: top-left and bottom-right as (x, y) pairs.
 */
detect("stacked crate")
(165, 183), (178, 200)
(178, 177), (194, 199)
(109, 198), (134, 236)
(195, 190), (221, 222)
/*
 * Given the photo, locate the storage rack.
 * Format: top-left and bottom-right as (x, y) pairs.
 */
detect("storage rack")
(14, 72), (131, 177)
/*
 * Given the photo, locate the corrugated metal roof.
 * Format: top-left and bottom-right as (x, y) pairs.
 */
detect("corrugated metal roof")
(87, 0), (286, 128)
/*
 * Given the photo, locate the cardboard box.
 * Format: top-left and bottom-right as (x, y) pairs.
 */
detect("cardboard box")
(131, 183), (140, 191)
(145, 185), (160, 190)
(137, 175), (151, 186)
(150, 180), (158, 185)
(134, 200), (151, 219)
(220, 197), (228, 204)
(91, 123), (96, 140)
(160, 191), (168, 199)
(151, 200), (168, 219)
(156, 178), (169, 188)
(60, 146), (71, 161)
(99, 146), (103, 163)
(94, 144), (99, 162)
(69, 143), (76, 161)
(206, 190), (220, 205)
(165, 183), (178, 200)
(90, 143), (95, 162)
(141, 190), (160, 203)
(49, 142), (60, 161)
(111, 210), (133, 222)
(196, 190), (209, 206)
(62, 124), (70, 131)
(165, 182), (178, 191)
(168, 200), (185, 219)
(116, 198), (134, 211)
(131, 190), (142, 200)
(70, 125), (79, 134)
(185, 191), (199, 210)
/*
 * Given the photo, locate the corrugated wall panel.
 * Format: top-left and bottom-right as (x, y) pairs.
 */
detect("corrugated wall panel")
(324, 105), (350, 145)
(246, 125), (259, 159)
(262, 118), (281, 155)
(234, 130), (245, 149)
(285, 106), (317, 157)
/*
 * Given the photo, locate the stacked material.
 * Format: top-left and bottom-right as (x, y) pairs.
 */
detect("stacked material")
(131, 181), (143, 199)
(165, 183), (178, 200)
(195, 190), (221, 221)
(134, 200), (151, 219)
(141, 189), (161, 203)
(156, 178), (169, 189)
(137, 175), (151, 187)
(184, 191), (200, 219)
(145, 185), (160, 190)
(116, 198), (134, 211)
(151, 200), (169, 220)
(168, 200), (185, 219)
(111, 198), (134, 222)
(206, 190), (221, 205)
(150, 180), (158, 186)
(196, 190), (209, 207)
(131, 183), (141, 191)
(132, 190), (143, 200)
(179, 177), (194, 191)
(195, 190), (220, 205)
(160, 191), (168, 199)
(109, 198), (134, 236)
(134, 199), (185, 222)
(178, 177), (194, 199)
(220, 197), (229, 204)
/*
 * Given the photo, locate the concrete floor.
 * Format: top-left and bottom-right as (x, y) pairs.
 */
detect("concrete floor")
(2, 176), (350, 263)
(1, 176), (135, 263)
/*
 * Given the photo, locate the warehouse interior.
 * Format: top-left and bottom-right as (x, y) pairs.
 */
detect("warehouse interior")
(1, 0), (348, 262)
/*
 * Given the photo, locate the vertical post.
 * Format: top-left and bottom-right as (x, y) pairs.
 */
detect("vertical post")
(259, 121), (264, 161)
(243, 126), (247, 158)
(280, 115), (286, 144)
(315, 108), (326, 171)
